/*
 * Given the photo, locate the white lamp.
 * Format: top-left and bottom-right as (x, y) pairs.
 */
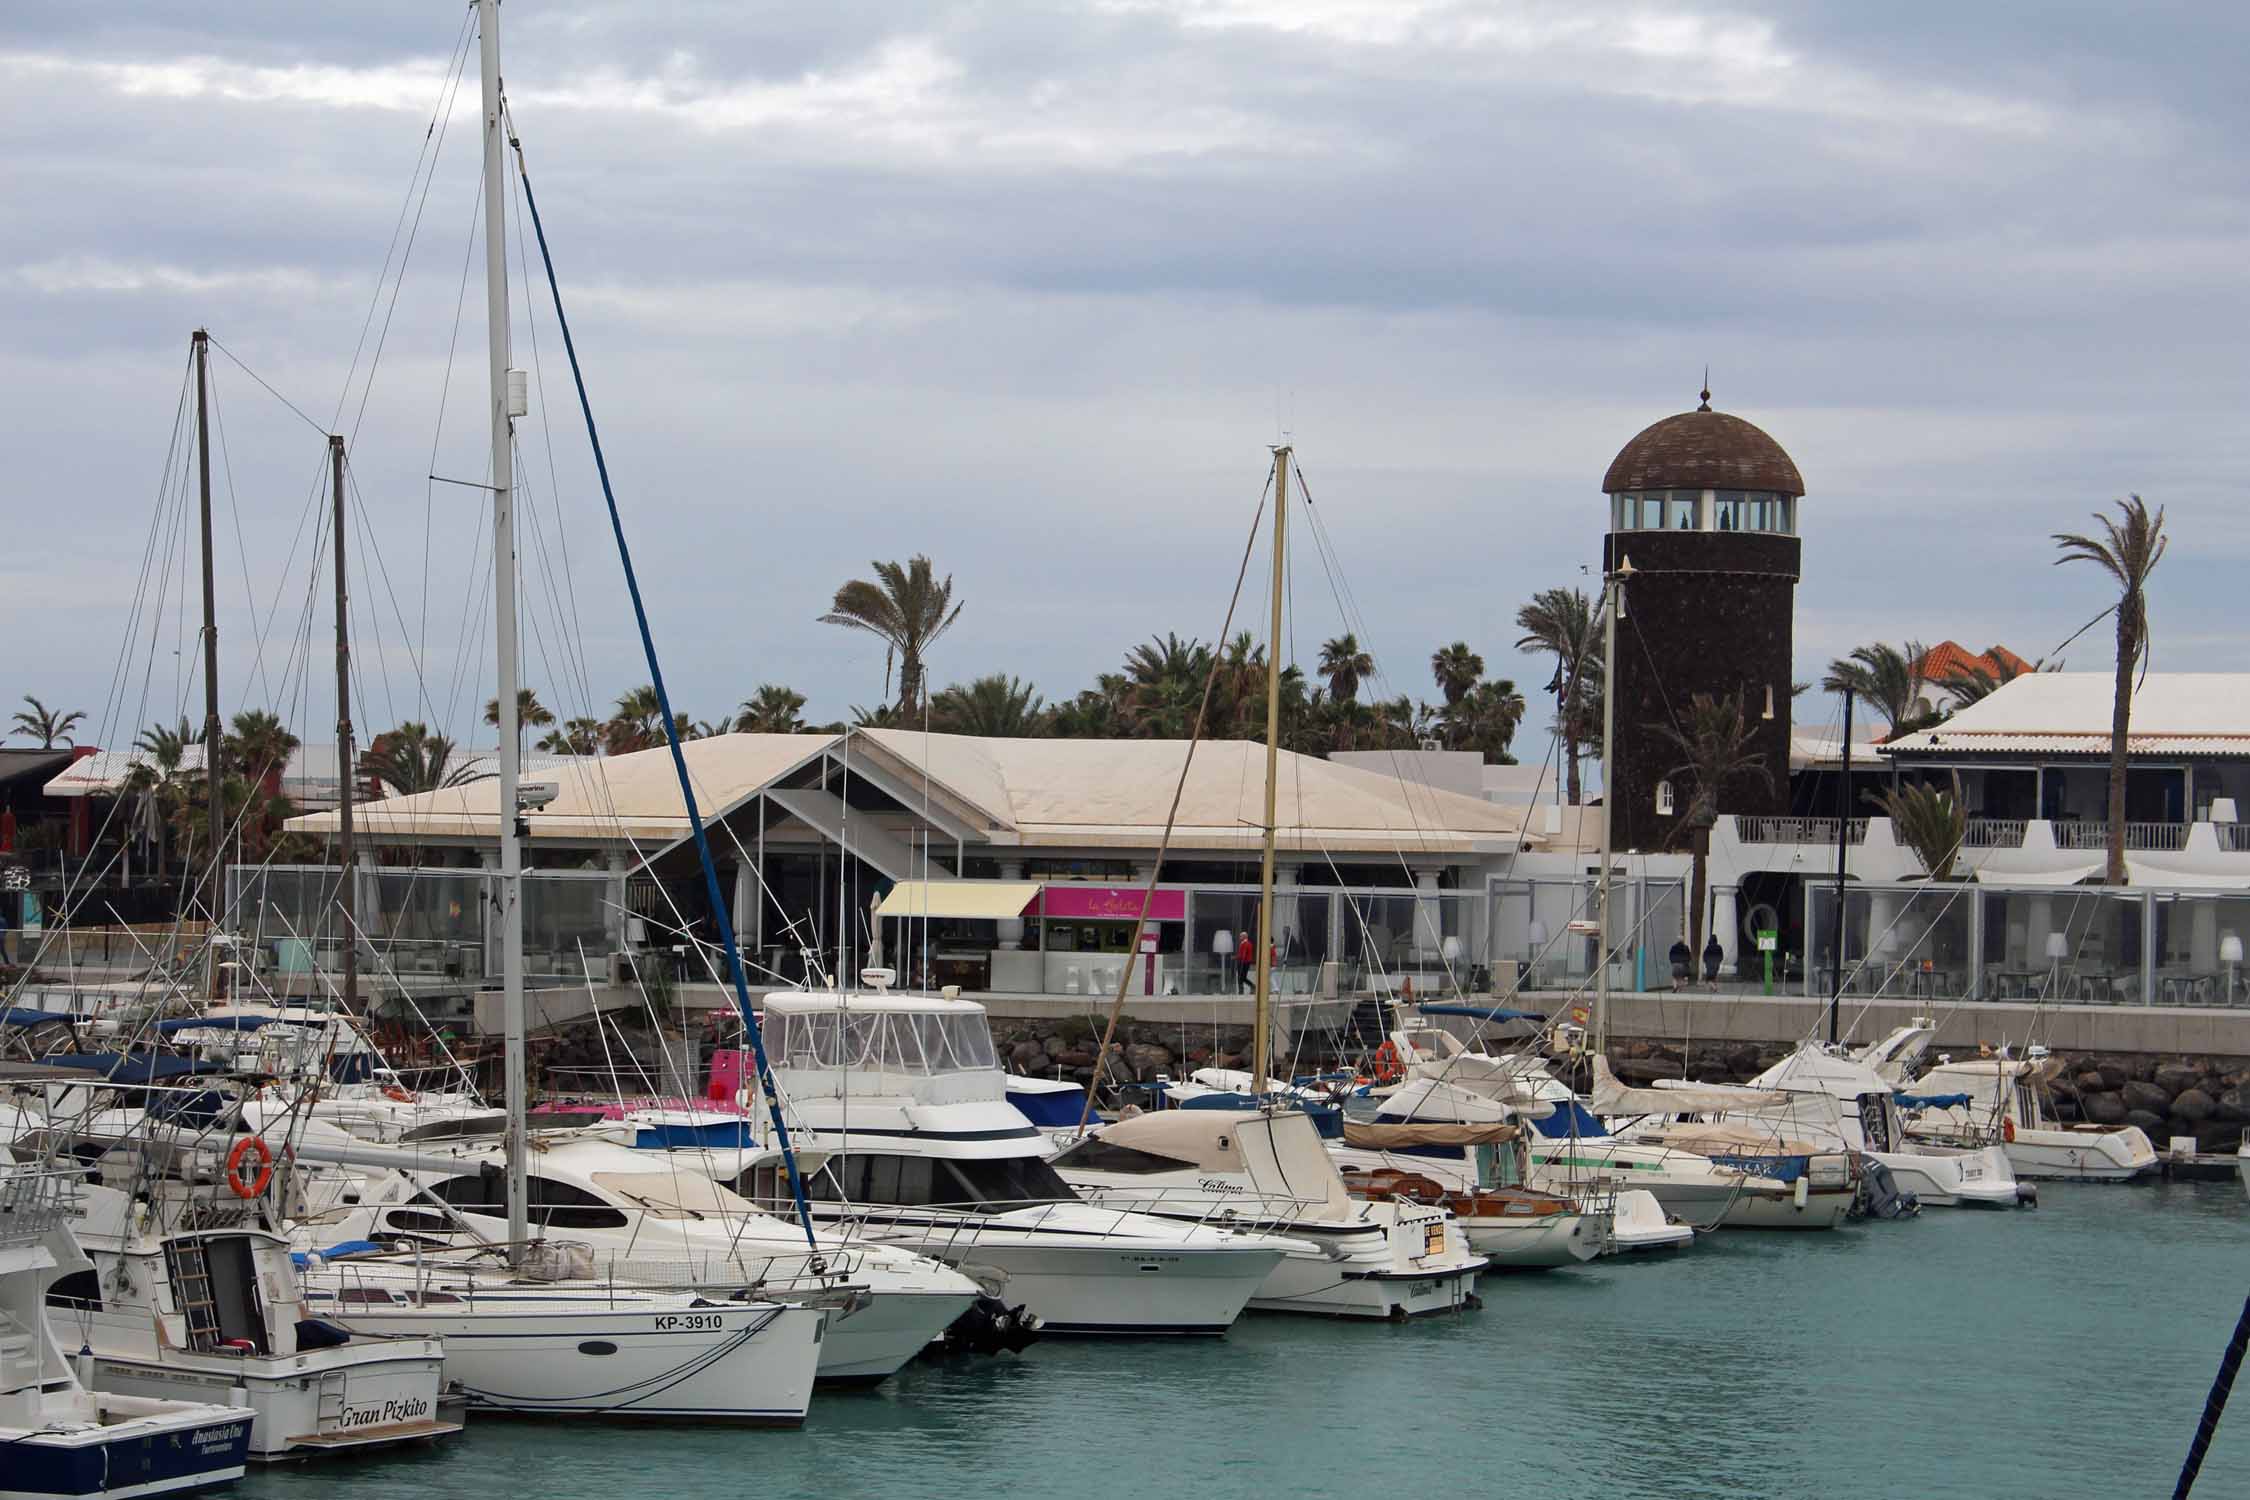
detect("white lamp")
(2044, 930), (2069, 1000)
(1213, 928), (1234, 987)
(2223, 933), (2243, 1004)
(1441, 935), (1463, 964)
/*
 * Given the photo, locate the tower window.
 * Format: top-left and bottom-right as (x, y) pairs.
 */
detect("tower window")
(1668, 492), (1698, 529)
(1655, 780), (1676, 816)
(1714, 491), (1743, 530)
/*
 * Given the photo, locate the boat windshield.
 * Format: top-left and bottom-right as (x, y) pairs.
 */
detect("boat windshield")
(770, 1008), (998, 1075)
(814, 1152), (1079, 1213)
(590, 1171), (756, 1219)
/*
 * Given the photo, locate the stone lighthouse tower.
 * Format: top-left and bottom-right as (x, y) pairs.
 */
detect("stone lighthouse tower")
(1599, 386), (1803, 852)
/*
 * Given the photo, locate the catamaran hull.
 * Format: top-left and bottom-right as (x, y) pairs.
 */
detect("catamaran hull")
(1869, 1146), (2022, 1208)
(0, 1407), (250, 1500)
(312, 1302), (823, 1423)
(82, 1342), (456, 1460)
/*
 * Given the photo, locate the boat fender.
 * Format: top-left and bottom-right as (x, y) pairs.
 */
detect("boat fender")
(226, 1136), (275, 1199)
(1791, 1175), (1808, 1209)
(2003, 1118), (2016, 1143)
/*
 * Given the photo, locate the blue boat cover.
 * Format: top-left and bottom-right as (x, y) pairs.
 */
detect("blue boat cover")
(1006, 1085), (1088, 1128)
(291, 1240), (386, 1266)
(154, 1013), (325, 1035)
(1416, 1004), (1547, 1024)
(27, 1053), (225, 1084)
(0, 1007), (77, 1028)
(1894, 1092), (1974, 1109)
(1181, 1093), (1344, 1139)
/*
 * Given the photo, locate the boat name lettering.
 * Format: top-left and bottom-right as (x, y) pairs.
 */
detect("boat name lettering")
(655, 1312), (727, 1332)
(1197, 1178), (1243, 1194)
(339, 1396), (432, 1429)
(193, 1422), (248, 1450)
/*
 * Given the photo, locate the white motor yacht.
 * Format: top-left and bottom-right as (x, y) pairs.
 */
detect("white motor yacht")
(1698, 1042), (2027, 1208)
(735, 987), (1297, 1337)
(1902, 1054), (2157, 1182)
(1050, 1108), (1488, 1317)
(0, 1165), (254, 1497)
(56, 1180), (457, 1460)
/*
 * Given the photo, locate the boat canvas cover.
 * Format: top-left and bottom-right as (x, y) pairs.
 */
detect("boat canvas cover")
(1341, 1121), (1518, 1149)
(1591, 1057), (1787, 1116)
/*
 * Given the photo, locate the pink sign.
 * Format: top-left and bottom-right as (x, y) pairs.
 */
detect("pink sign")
(1035, 885), (1185, 922)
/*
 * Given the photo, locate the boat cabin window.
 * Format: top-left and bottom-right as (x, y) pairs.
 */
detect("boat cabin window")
(768, 1008), (999, 1075)
(46, 1270), (101, 1311)
(590, 1171), (754, 1220)
(811, 1153), (1078, 1211)
(427, 1173), (630, 1231)
(1047, 1137), (1198, 1176)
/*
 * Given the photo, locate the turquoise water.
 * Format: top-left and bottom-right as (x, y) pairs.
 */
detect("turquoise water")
(243, 1182), (2247, 1500)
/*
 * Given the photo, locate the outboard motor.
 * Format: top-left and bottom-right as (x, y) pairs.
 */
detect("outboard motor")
(938, 1294), (1042, 1357)
(1853, 1158), (1919, 1220)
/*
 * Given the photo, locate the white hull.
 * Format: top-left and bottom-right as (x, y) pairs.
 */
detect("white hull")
(2003, 1129), (2158, 1182)
(1459, 1212), (1602, 1267)
(1605, 1189), (1694, 1254)
(1869, 1146), (2021, 1208)
(1238, 1218), (1482, 1319)
(81, 1337), (455, 1460)
(310, 1293), (823, 1423)
(1531, 1147), (1834, 1231)
(815, 1211), (1279, 1335)
(809, 1286), (975, 1382)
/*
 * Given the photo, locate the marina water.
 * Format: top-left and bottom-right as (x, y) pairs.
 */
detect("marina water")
(238, 1181), (2246, 1500)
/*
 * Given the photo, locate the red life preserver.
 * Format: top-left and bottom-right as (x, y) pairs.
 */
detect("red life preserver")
(225, 1137), (274, 1199)
(2003, 1117), (2016, 1144)
(1370, 1040), (1406, 1086)
(381, 1085), (416, 1104)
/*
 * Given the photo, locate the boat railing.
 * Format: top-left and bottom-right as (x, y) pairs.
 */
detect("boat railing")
(813, 1191), (1322, 1251)
(303, 1241), (860, 1307)
(0, 1168), (80, 1243)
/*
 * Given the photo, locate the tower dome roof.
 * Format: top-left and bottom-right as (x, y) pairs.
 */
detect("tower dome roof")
(1602, 394), (1803, 497)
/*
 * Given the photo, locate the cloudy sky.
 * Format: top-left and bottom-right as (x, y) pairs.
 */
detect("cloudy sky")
(4, 1), (2244, 765)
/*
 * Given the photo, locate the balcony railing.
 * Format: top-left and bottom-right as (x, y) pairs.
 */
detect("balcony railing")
(2220, 824), (2250, 853)
(1962, 819), (2027, 849)
(1734, 816), (1866, 846)
(2053, 820), (2190, 852)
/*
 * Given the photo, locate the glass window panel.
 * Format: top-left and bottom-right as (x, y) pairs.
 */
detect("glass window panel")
(1670, 492), (1697, 529)
(1714, 491), (1742, 531)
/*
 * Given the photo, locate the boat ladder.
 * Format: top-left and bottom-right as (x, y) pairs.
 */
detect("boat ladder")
(166, 1240), (224, 1349)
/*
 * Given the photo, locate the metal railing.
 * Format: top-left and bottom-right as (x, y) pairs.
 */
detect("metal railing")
(2219, 824), (2250, 853)
(2053, 820), (2189, 851)
(1733, 816), (1867, 845)
(0, 1168), (81, 1242)
(1961, 819), (2027, 848)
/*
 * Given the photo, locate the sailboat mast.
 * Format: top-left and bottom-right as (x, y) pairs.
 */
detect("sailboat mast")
(1829, 686), (1853, 1045)
(192, 329), (225, 995)
(476, 0), (528, 1259)
(1592, 560), (1625, 1060)
(1252, 445), (1289, 1099)
(330, 434), (357, 1012)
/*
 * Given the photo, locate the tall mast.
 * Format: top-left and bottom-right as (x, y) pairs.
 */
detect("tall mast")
(192, 329), (226, 996)
(1828, 686), (1853, 1045)
(477, 0), (528, 1259)
(1593, 559), (1627, 1060)
(330, 434), (357, 1012)
(1252, 445), (1289, 1099)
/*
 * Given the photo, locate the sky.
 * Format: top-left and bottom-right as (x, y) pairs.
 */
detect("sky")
(4, 1), (2245, 768)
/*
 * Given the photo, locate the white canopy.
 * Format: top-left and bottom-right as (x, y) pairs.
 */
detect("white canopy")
(1591, 1056), (1788, 1116)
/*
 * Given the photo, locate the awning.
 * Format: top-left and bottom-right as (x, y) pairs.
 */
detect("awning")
(875, 880), (1040, 920)
(1974, 862), (2101, 888)
(1341, 1120), (1519, 1148)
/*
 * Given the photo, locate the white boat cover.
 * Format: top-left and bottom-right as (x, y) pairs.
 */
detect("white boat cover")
(1590, 1056), (1787, 1116)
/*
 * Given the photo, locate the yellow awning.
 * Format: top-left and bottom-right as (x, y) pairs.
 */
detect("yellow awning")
(875, 881), (1040, 920)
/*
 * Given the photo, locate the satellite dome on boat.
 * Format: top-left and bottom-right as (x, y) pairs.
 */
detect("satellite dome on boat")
(1601, 388), (1804, 497)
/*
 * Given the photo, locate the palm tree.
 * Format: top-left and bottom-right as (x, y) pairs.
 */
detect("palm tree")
(484, 688), (555, 750)
(1318, 634), (1374, 704)
(133, 718), (200, 768)
(850, 702), (906, 730)
(604, 685), (665, 754)
(818, 555), (964, 715)
(359, 722), (485, 796)
(1651, 692), (1773, 970)
(1449, 678), (1526, 761)
(1820, 642), (1932, 735)
(12, 695), (85, 748)
(1514, 588), (1600, 804)
(224, 710), (300, 797)
(537, 717), (604, 755)
(931, 675), (1048, 737)
(1874, 774), (1968, 882)
(733, 684), (808, 734)
(1431, 642), (1483, 708)
(1121, 633), (1213, 738)
(2055, 494), (2168, 886)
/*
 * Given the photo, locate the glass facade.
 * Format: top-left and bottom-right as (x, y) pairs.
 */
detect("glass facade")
(1611, 489), (1794, 535)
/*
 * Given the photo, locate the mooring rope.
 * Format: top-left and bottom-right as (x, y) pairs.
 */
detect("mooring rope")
(2173, 1289), (2250, 1498)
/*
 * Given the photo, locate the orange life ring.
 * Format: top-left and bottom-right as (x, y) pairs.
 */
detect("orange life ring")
(1370, 1041), (1405, 1086)
(226, 1137), (274, 1199)
(2002, 1118), (2016, 1144)
(382, 1085), (416, 1104)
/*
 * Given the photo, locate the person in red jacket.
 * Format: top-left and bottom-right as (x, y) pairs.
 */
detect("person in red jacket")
(1236, 932), (1255, 991)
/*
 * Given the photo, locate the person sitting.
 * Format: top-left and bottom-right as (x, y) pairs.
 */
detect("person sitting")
(1669, 938), (1691, 992)
(1702, 935), (1724, 988)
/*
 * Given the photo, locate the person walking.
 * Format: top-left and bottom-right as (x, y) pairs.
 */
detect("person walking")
(1669, 937), (1691, 993)
(1237, 931), (1256, 992)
